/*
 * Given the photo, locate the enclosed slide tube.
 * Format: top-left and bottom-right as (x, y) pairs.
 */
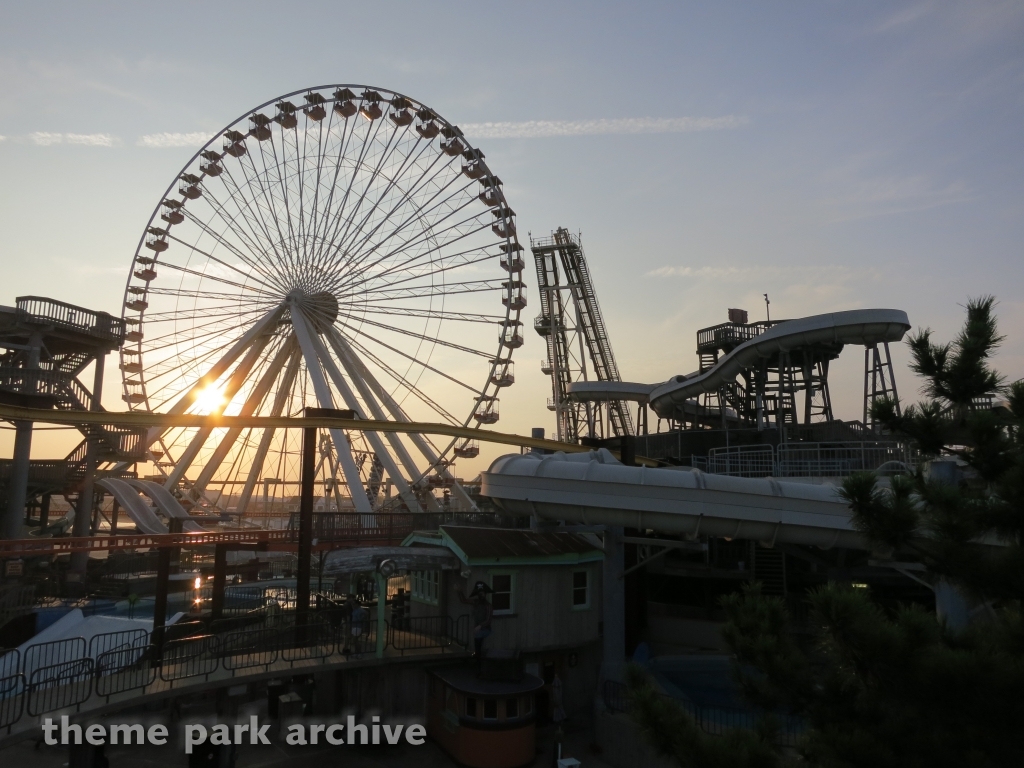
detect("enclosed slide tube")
(481, 449), (866, 550)
(97, 478), (205, 534)
(648, 309), (911, 418)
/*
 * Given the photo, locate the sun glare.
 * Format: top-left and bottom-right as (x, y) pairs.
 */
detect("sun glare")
(193, 384), (227, 414)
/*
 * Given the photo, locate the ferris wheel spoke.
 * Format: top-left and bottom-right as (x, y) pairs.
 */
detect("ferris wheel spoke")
(135, 306), (285, 449)
(307, 116), (361, 274)
(312, 114), (396, 275)
(156, 239), (281, 295)
(334, 319), (477, 396)
(188, 336), (297, 498)
(340, 305), (504, 324)
(326, 117), (409, 259)
(261, 132), (303, 271)
(299, 113), (334, 255)
(322, 129), (440, 272)
(334, 174), (478, 288)
(326, 140), (449, 272)
(179, 179), (282, 276)
(339, 279), (505, 304)
(235, 148), (298, 286)
(338, 207), (493, 294)
(341, 314), (493, 359)
(176, 195), (290, 292)
(235, 350), (302, 516)
(349, 247), (498, 298)
(138, 303), (270, 324)
(215, 164), (295, 282)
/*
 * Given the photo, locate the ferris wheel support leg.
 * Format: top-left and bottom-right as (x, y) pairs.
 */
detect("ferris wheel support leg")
(235, 351), (302, 517)
(326, 329), (442, 513)
(162, 331), (274, 492)
(138, 306), (286, 455)
(291, 306), (373, 515)
(331, 332), (477, 513)
(296, 310), (424, 514)
(189, 338), (296, 499)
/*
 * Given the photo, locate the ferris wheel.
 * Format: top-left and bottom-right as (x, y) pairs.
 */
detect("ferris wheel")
(119, 85), (527, 517)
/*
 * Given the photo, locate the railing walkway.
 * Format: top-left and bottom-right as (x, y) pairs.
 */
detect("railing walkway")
(0, 613), (469, 744)
(691, 441), (917, 479)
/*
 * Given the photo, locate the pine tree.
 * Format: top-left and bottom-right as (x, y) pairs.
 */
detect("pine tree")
(628, 298), (1024, 767)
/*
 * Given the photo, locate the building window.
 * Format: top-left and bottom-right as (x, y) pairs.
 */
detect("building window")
(572, 570), (589, 609)
(411, 570), (439, 604)
(506, 698), (518, 718)
(490, 572), (514, 614)
(483, 699), (498, 719)
(524, 696), (533, 715)
(465, 697), (477, 717)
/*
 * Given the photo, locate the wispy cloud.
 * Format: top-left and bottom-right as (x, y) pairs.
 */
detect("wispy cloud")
(461, 115), (749, 140)
(644, 264), (856, 281)
(27, 132), (117, 146)
(137, 132), (211, 148)
(826, 174), (971, 222)
(876, 3), (934, 33)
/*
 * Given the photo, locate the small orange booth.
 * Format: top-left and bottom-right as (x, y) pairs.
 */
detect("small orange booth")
(428, 664), (544, 768)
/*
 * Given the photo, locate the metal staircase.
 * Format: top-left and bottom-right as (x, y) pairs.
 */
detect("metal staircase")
(752, 543), (786, 597)
(532, 228), (633, 442)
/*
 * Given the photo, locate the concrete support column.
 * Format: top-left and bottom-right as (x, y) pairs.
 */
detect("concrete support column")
(601, 526), (626, 683)
(3, 421), (33, 539)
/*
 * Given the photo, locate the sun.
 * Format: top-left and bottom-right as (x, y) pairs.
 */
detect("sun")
(193, 384), (227, 415)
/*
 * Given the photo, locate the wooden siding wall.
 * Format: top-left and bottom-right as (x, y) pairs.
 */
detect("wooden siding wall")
(426, 564), (602, 652)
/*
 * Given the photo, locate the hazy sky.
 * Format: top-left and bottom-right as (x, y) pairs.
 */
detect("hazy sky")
(2, 1), (1023, 472)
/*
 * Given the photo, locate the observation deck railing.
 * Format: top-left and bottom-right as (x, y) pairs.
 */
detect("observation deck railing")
(696, 320), (781, 354)
(15, 296), (125, 345)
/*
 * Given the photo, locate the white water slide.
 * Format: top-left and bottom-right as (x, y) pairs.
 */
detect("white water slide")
(648, 308), (910, 418)
(97, 478), (205, 534)
(482, 309), (913, 550)
(481, 449), (864, 549)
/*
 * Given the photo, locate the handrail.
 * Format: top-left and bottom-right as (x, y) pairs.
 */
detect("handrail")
(15, 296), (125, 344)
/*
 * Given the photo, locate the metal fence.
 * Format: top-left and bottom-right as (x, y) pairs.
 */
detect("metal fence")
(0, 599), (470, 730)
(27, 658), (94, 717)
(697, 441), (917, 479)
(601, 680), (803, 748)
